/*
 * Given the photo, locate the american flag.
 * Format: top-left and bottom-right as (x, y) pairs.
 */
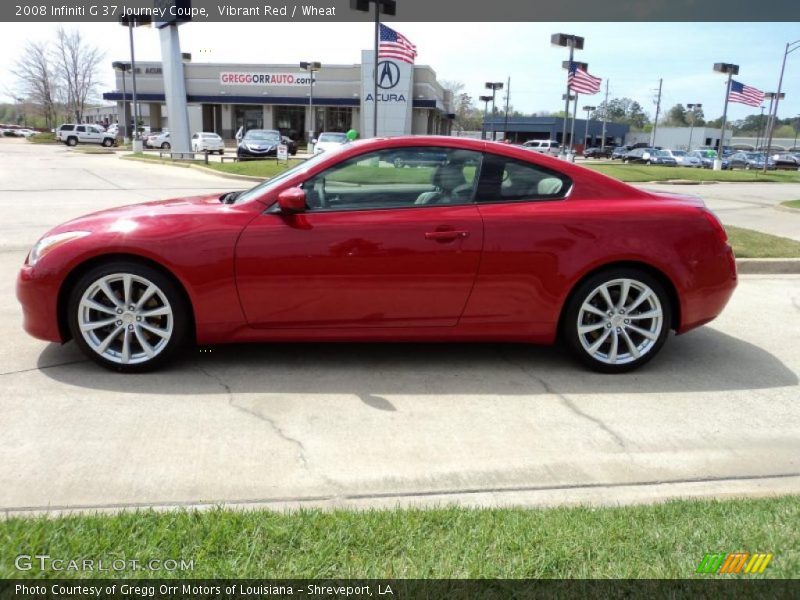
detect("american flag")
(728, 80), (765, 107)
(378, 24), (417, 64)
(567, 62), (602, 95)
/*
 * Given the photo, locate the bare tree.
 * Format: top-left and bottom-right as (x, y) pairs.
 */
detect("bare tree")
(53, 26), (104, 123)
(12, 41), (58, 129)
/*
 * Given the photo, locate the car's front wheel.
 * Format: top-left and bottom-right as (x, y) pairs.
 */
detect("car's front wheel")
(67, 262), (190, 372)
(102, 138), (113, 147)
(162, 142), (171, 149)
(563, 268), (671, 373)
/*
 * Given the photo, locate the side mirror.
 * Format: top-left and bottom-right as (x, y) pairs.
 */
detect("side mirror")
(277, 187), (306, 213)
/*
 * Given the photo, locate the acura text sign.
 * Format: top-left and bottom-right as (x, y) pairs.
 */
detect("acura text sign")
(220, 72), (315, 86)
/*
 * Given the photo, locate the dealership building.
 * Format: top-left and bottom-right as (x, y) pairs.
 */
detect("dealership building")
(102, 54), (455, 141)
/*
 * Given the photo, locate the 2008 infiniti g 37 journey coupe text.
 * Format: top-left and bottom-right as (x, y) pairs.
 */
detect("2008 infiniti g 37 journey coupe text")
(17, 136), (737, 373)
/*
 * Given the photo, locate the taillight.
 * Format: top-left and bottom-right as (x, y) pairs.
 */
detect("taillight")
(699, 208), (728, 243)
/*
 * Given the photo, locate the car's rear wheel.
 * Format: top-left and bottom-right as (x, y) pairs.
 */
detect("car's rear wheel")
(67, 262), (189, 373)
(563, 268), (672, 373)
(66, 137), (77, 146)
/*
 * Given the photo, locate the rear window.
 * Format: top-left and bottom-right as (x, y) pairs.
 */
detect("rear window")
(476, 154), (571, 202)
(60, 125), (74, 131)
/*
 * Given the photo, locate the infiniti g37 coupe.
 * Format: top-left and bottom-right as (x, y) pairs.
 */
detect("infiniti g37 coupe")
(17, 136), (737, 373)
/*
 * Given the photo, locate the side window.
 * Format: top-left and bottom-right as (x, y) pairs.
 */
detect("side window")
(476, 153), (571, 203)
(301, 147), (482, 211)
(76, 126), (86, 133)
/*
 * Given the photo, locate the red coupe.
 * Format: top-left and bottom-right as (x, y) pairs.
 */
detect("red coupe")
(17, 136), (736, 373)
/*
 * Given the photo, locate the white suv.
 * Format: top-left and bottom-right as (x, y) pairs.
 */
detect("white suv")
(58, 124), (116, 147)
(523, 140), (561, 155)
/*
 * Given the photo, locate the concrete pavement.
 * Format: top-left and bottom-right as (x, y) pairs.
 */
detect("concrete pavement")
(1, 138), (798, 515)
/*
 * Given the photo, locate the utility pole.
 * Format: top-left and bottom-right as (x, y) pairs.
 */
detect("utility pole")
(503, 76), (511, 142)
(651, 78), (663, 147)
(600, 79), (609, 150)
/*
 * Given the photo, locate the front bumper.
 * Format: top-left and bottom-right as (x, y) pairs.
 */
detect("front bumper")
(16, 265), (64, 343)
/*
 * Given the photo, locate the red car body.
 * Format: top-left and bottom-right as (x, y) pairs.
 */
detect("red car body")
(17, 136), (736, 355)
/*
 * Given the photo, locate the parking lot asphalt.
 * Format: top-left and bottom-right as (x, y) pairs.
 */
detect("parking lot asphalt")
(1, 139), (799, 515)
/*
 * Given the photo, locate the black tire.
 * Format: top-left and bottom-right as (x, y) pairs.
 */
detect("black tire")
(67, 261), (191, 373)
(66, 137), (77, 147)
(562, 267), (672, 373)
(162, 142), (171, 149)
(218, 149), (225, 155)
(102, 138), (113, 147)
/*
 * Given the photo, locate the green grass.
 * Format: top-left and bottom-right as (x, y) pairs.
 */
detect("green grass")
(1, 496), (797, 578)
(25, 132), (57, 144)
(780, 199), (800, 209)
(584, 163), (800, 183)
(123, 153), (295, 179)
(726, 226), (800, 258)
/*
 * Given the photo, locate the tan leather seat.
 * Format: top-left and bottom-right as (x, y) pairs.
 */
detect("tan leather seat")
(415, 164), (468, 205)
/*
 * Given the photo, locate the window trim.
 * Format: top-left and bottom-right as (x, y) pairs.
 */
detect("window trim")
(474, 152), (572, 205)
(298, 146), (484, 214)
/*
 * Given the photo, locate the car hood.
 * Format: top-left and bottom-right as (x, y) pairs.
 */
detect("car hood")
(46, 193), (245, 237)
(242, 139), (277, 146)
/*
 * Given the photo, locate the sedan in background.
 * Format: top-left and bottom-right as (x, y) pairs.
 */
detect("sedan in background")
(728, 152), (775, 170)
(688, 150), (728, 169)
(772, 153), (800, 170)
(145, 131), (170, 149)
(611, 146), (632, 160)
(191, 132), (225, 154)
(623, 148), (671, 164)
(583, 146), (614, 159)
(281, 136), (299, 156)
(648, 149), (678, 166)
(17, 136), (736, 375)
(237, 129), (280, 158)
(662, 149), (702, 168)
(313, 132), (349, 154)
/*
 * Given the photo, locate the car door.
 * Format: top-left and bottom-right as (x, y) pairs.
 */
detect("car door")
(235, 146), (485, 329)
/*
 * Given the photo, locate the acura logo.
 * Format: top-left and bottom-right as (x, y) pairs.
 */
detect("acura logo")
(377, 61), (401, 89)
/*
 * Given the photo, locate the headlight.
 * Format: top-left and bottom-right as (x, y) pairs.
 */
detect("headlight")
(27, 231), (90, 266)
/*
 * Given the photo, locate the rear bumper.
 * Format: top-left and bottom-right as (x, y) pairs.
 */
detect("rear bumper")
(677, 245), (738, 334)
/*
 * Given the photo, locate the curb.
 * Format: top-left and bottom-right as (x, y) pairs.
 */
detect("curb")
(736, 258), (800, 274)
(121, 155), (264, 182)
(775, 204), (800, 214)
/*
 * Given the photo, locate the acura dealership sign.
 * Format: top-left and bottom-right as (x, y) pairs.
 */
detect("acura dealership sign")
(220, 72), (316, 86)
(361, 51), (413, 136)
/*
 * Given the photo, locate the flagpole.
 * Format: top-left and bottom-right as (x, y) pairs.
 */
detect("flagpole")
(715, 72), (733, 170)
(373, 3), (379, 137)
(601, 79), (609, 151)
(561, 43), (574, 158)
(569, 92), (579, 159)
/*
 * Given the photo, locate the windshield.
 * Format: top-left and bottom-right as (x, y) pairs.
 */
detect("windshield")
(319, 133), (347, 143)
(244, 130), (280, 142)
(232, 147), (346, 205)
(672, 150), (686, 156)
(655, 150), (669, 157)
(745, 153), (762, 159)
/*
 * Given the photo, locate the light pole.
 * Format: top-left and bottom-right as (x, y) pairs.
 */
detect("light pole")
(479, 95), (492, 141)
(712, 62), (739, 170)
(551, 33), (585, 159)
(112, 61), (131, 141)
(583, 105), (595, 150)
(350, 0), (397, 138)
(300, 61), (321, 146)
(563, 61), (588, 159)
(755, 105), (766, 150)
(794, 114), (800, 151)
(761, 93), (783, 150)
(763, 39), (800, 171)
(120, 15), (151, 145)
(561, 93), (575, 151)
(687, 103), (701, 151)
(14, 96), (26, 127)
(485, 82), (503, 141)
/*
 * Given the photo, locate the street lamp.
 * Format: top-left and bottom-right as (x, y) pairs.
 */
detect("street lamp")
(712, 62), (739, 170)
(120, 14), (151, 144)
(755, 105), (766, 150)
(561, 93), (575, 150)
(300, 61), (321, 145)
(763, 39), (800, 171)
(485, 82), (503, 141)
(350, 0), (397, 138)
(583, 105), (595, 150)
(762, 92), (785, 151)
(687, 103), (702, 151)
(551, 33), (584, 158)
(479, 95), (493, 140)
(112, 61), (131, 141)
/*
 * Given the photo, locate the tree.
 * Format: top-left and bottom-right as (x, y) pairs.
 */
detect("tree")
(53, 26), (104, 123)
(590, 97), (651, 129)
(663, 104), (688, 127)
(12, 41), (58, 129)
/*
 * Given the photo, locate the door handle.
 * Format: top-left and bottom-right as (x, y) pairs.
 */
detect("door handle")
(425, 230), (470, 241)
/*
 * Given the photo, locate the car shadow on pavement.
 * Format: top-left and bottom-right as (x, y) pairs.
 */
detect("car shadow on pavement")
(38, 326), (797, 397)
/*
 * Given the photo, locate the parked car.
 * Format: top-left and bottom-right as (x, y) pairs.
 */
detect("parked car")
(649, 149), (677, 166)
(728, 152), (775, 170)
(771, 153), (800, 170)
(281, 136), (298, 156)
(237, 129), (280, 158)
(145, 131), (171, 149)
(522, 139), (561, 155)
(610, 146), (628, 160)
(688, 149), (728, 169)
(313, 131), (349, 154)
(192, 132), (225, 154)
(56, 124), (116, 147)
(583, 146), (614, 159)
(17, 136), (736, 374)
(661, 149), (701, 168)
(623, 148), (668, 164)
(385, 149), (449, 168)
(16, 128), (36, 138)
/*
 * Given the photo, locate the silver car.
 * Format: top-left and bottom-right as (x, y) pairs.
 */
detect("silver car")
(664, 149), (702, 168)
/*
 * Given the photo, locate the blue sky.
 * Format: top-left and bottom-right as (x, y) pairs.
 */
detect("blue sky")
(1, 21), (798, 121)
